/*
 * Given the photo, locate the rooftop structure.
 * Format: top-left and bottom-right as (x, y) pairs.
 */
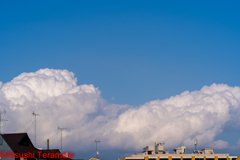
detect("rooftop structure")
(174, 146), (186, 154)
(120, 142), (240, 160)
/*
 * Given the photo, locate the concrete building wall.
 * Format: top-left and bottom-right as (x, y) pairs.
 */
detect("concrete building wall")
(202, 149), (214, 154)
(0, 135), (14, 160)
(155, 142), (164, 153)
(122, 156), (240, 160)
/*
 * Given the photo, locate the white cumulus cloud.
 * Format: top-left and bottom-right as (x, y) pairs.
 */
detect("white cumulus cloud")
(0, 68), (240, 154)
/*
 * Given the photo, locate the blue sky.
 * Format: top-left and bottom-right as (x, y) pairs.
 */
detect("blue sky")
(1, 1), (240, 159)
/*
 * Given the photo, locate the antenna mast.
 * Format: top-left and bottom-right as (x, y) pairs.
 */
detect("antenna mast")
(58, 126), (67, 152)
(194, 139), (198, 150)
(33, 112), (40, 146)
(0, 110), (7, 133)
(95, 140), (100, 158)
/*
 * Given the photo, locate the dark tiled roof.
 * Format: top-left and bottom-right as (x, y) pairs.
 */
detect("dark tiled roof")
(1, 133), (27, 146)
(1, 133), (72, 160)
(41, 149), (73, 160)
(41, 149), (60, 153)
(1, 133), (39, 155)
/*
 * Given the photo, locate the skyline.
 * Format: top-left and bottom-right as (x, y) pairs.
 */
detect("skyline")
(1, 1), (240, 160)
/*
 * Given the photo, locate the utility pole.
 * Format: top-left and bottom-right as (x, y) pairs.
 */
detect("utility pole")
(0, 110), (7, 133)
(58, 127), (67, 152)
(95, 140), (100, 158)
(33, 112), (40, 146)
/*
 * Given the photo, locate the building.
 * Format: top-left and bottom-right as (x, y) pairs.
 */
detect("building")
(40, 149), (73, 160)
(0, 133), (39, 160)
(120, 142), (240, 160)
(0, 132), (71, 160)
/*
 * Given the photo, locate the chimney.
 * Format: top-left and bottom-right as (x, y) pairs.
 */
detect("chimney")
(47, 139), (49, 150)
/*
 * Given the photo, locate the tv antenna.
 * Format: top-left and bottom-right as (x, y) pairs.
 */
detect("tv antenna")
(194, 139), (198, 150)
(58, 126), (67, 152)
(95, 140), (100, 158)
(0, 109), (7, 133)
(33, 112), (40, 146)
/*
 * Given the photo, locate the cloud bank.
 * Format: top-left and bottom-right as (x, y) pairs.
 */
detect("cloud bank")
(0, 68), (240, 153)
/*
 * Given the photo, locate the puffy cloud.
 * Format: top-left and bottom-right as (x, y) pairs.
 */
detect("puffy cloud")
(1, 69), (93, 106)
(0, 68), (240, 154)
(114, 84), (240, 149)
